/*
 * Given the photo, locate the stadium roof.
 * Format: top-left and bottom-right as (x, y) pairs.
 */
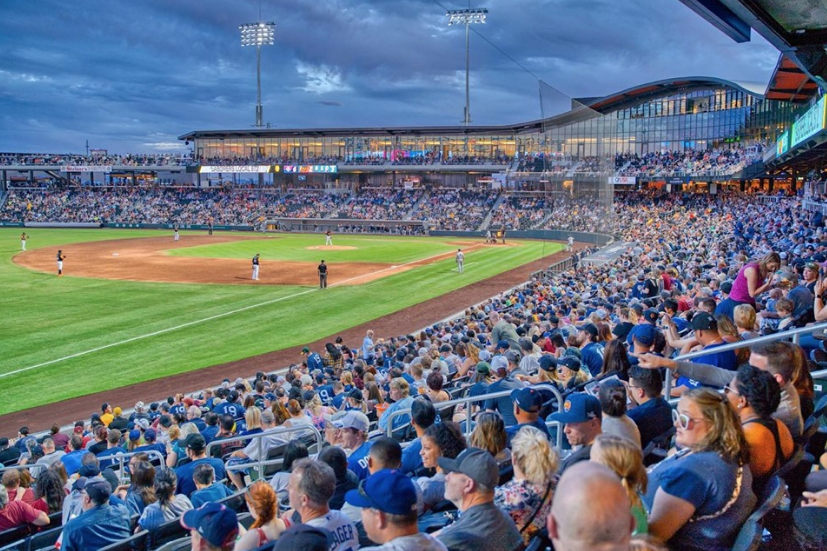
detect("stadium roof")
(677, 0), (827, 90)
(581, 76), (765, 113)
(180, 77), (763, 141)
(764, 53), (821, 103)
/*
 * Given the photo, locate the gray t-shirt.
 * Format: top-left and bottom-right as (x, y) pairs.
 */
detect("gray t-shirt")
(306, 509), (360, 551)
(602, 414), (642, 448)
(362, 533), (448, 551)
(437, 501), (523, 551)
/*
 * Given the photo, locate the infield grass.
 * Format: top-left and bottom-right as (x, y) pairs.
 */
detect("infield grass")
(0, 228), (562, 414)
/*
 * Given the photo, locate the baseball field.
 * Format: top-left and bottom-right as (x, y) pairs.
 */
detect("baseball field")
(0, 228), (563, 418)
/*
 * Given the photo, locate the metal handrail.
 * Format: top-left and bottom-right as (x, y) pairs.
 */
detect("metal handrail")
(382, 383), (565, 448)
(0, 449), (165, 481)
(204, 424), (323, 475)
(662, 321), (827, 398)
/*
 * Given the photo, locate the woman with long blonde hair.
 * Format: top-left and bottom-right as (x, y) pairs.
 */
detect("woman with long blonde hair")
(590, 434), (648, 535)
(494, 426), (558, 544)
(644, 388), (754, 550)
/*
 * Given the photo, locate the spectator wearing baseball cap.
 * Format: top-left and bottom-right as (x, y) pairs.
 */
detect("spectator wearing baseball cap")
(330, 411), (371, 481)
(174, 434), (227, 498)
(61, 477), (131, 551)
(576, 323), (604, 377)
(273, 524), (334, 551)
(181, 502), (239, 551)
(549, 393), (602, 473)
(437, 448), (523, 551)
(505, 388), (548, 444)
(482, 356), (523, 427)
(345, 469), (447, 550)
(630, 323), (658, 358)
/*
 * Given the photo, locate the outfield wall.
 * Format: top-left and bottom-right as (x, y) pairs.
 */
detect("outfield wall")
(429, 229), (615, 246)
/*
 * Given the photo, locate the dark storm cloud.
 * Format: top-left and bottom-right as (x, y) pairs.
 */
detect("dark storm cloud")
(0, 0), (778, 152)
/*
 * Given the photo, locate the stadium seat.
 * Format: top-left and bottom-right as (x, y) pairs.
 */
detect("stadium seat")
(731, 475), (785, 551)
(0, 525), (33, 548)
(96, 531), (148, 551)
(642, 427), (675, 466)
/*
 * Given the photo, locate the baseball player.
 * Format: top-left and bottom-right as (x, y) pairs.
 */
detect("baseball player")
(325, 229), (333, 246)
(20, 232), (28, 251)
(208, 222), (213, 236)
(56, 250), (66, 276)
(252, 253), (260, 281)
(567, 235), (574, 252)
(456, 248), (465, 273)
(173, 223), (180, 241)
(318, 260), (328, 289)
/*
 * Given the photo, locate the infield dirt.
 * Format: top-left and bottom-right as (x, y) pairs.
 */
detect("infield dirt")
(1, 238), (577, 434)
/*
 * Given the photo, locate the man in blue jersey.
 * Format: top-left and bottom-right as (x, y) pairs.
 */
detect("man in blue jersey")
(577, 323), (604, 377)
(331, 411), (371, 481)
(302, 347), (324, 372)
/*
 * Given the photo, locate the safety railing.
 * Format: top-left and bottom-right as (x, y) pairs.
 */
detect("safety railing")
(662, 321), (827, 398)
(0, 449), (166, 481)
(381, 383), (566, 448)
(204, 425), (323, 476)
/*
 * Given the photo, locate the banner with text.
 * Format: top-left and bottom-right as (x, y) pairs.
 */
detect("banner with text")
(199, 165), (272, 173)
(791, 97), (827, 148)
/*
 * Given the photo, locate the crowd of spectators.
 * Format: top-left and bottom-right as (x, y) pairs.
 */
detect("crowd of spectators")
(331, 189), (423, 221)
(0, 153), (189, 167)
(3, 188), (827, 550)
(615, 145), (763, 177)
(414, 189), (499, 231)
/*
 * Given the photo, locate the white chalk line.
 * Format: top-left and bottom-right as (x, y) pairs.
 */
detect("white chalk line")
(2, 247), (460, 379)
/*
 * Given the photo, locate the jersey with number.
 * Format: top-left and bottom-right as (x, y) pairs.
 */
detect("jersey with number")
(306, 510), (359, 551)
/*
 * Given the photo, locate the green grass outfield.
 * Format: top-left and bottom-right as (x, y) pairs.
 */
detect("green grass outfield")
(0, 228), (562, 415)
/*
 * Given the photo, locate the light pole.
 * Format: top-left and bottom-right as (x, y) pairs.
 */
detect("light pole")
(240, 21), (276, 128)
(447, 7), (487, 126)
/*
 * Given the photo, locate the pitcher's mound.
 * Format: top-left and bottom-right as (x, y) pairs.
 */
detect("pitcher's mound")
(306, 245), (357, 250)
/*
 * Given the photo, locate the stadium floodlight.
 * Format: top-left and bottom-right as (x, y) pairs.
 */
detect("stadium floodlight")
(446, 8), (488, 126)
(240, 21), (276, 128)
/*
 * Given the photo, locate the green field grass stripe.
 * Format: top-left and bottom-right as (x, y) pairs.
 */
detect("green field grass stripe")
(1, 287), (317, 379)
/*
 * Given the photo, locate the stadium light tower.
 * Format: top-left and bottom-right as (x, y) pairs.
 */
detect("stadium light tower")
(447, 7), (488, 126)
(240, 21), (276, 128)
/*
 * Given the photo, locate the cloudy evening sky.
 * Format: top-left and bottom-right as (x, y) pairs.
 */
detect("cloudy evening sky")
(0, 0), (779, 154)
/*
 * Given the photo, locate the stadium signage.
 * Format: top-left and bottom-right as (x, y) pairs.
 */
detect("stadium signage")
(776, 131), (790, 157)
(199, 165), (271, 173)
(61, 165), (112, 173)
(282, 165), (338, 174)
(608, 176), (636, 185)
(791, 97), (827, 148)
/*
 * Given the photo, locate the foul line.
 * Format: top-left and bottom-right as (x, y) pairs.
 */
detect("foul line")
(3, 245), (469, 379)
(1, 288), (317, 379)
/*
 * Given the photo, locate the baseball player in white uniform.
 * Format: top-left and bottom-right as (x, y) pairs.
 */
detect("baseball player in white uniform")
(456, 248), (465, 273)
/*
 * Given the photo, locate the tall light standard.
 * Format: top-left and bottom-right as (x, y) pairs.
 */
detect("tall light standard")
(240, 21), (276, 128)
(447, 7), (487, 126)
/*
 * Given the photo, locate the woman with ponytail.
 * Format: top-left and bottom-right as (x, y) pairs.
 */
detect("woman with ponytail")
(590, 434), (649, 535)
(137, 467), (192, 531)
(494, 426), (558, 544)
(235, 480), (287, 550)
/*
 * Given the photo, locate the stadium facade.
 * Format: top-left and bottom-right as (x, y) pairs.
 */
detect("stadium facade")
(179, 76), (793, 186)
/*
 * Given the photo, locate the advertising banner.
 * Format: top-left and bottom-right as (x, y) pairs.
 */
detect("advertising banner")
(199, 165), (271, 173)
(282, 165), (338, 174)
(608, 176), (636, 185)
(791, 97), (827, 148)
(61, 165), (113, 173)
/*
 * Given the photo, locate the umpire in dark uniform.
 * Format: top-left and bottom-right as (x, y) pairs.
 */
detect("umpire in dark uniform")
(318, 260), (328, 289)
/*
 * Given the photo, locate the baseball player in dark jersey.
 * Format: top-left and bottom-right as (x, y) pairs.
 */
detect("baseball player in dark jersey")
(318, 260), (328, 289)
(57, 250), (66, 276)
(21, 232), (28, 251)
(252, 253), (260, 281)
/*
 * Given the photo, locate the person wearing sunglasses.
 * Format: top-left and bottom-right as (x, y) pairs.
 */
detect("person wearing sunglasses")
(644, 388), (755, 551)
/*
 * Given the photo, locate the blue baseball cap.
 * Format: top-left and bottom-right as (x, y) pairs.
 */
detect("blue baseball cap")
(496, 339), (510, 350)
(345, 469), (417, 515)
(511, 387), (543, 413)
(633, 324), (658, 347)
(181, 503), (239, 548)
(549, 393), (602, 424)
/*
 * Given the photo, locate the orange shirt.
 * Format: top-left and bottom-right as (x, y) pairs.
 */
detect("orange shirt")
(743, 417), (794, 478)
